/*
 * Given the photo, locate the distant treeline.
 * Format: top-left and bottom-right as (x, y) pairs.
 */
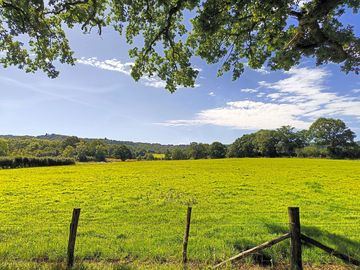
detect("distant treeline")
(0, 133), (186, 162)
(165, 117), (360, 160)
(0, 157), (75, 169)
(0, 117), (359, 163)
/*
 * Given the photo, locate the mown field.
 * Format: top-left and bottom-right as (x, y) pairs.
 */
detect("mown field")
(0, 158), (359, 269)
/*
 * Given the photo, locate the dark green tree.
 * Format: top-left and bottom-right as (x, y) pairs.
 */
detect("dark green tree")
(1, 1), (359, 91)
(62, 145), (76, 158)
(94, 144), (107, 161)
(209, 142), (227, 159)
(188, 142), (209, 159)
(145, 153), (155, 160)
(171, 148), (187, 160)
(309, 117), (356, 156)
(76, 141), (89, 162)
(113, 145), (133, 161)
(164, 149), (172, 160)
(61, 136), (80, 149)
(227, 134), (256, 158)
(275, 126), (307, 156)
(253, 130), (279, 157)
(0, 139), (9, 156)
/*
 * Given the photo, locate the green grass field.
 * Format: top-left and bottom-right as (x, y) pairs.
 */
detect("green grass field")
(152, 153), (165, 159)
(0, 158), (359, 269)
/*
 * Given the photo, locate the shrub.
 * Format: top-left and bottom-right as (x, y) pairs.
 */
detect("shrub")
(0, 157), (75, 169)
(295, 146), (328, 158)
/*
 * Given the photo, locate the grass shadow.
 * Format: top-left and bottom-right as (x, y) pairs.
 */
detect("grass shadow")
(301, 225), (360, 257)
(232, 239), (273, 267)
(264, 223), (360, 261)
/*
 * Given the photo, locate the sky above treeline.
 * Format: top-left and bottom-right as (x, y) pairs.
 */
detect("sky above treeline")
(1, 13), (359, 144)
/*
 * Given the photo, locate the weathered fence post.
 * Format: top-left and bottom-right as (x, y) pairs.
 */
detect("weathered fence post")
(288, 207), (303, 270)
(67, 208), (81, 269)
(182, 206), (192, 265)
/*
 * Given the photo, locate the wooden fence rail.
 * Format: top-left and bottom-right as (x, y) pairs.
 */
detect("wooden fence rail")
(213, 207), (360, 269)
(301, 234), (360, 266)
(53, 206), (360, 269)
(213, 233), (290, 268)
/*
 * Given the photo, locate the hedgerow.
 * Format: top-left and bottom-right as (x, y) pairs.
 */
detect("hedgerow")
(0, 157), (75, 169)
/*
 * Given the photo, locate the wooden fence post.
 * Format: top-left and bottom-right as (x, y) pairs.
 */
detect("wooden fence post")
(182, 206), (192, 265)
(67, 208), (81, 269)
(288, 207), (303, 270)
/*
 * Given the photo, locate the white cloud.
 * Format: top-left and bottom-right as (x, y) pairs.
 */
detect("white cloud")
(240, 88), (257, 93)
(298, 0), (312, 8)
(352, 88), (360, 93)
(255, 66), (270, 74)
(260, 67), (360, 119)
(161, 67), (360, 130)
(267, 93), (283, 99)
(208, 92), (215, 97)
(77, 57), (132, 76)
(77, 57), (201, 89)
(143, 77), (167, 89)
(162, 101), (310, 130)
(244, 63), (270, 74)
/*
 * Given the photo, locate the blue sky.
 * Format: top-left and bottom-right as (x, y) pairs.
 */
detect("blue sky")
(1, 15), (359, 144)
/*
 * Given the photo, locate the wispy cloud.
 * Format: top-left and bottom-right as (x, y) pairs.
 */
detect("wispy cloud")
(160, 67), (360, 130)
(241, 88), (258, 93)
(208, 91), (215, 97)
(77, 57), (200, 89)
(254, 66), (270, 74)
(161, 100), (310, 129)
(0, 76), (96, 108)
(260, 67), (360, 119)
(77, 57), (132, 76)
(267, 93), (283, 100)
(244, 63), (270, 74)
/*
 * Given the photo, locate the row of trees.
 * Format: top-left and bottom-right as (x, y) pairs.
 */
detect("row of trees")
(0, 157), (75, 169)
(61, 137), (133, 162)
(228, 118), (358, 158)
(0, 118), (359, 162)
(164, 142), (227, 160)
(0, 136), (134, 162)
(164, 118), (360, 160)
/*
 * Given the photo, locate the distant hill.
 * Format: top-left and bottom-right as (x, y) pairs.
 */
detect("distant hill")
(0, 133), (189, 153)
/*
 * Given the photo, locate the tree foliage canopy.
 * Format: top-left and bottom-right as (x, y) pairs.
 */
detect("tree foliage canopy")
(1, 0), (359, 91)
(309, 117), (355, 147)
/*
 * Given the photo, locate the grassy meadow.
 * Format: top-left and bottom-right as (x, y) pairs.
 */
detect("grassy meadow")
(0, 158), (359, 269)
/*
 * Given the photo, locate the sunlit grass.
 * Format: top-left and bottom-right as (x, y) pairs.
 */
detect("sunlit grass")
(152, 153), (165, 159)
(0, 158), (359, 268)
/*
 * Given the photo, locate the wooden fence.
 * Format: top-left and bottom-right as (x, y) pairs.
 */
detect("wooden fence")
(63, 206), (359, 269)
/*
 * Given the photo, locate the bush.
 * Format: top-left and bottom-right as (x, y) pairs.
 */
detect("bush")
(171, 148), (188, 160)
(295, 146), (328, 158)
(0, 157), (75, 169)
(145, 153), (155, 160)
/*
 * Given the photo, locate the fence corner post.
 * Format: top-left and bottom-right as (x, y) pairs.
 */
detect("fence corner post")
(288, 207), (303, 270)
(67, 208), (81, 269)
(182, 206), (192, 265)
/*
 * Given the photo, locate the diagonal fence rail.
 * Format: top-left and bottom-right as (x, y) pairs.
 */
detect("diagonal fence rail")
(1, 206), (359, 269)
(213, 207), (360, 270)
